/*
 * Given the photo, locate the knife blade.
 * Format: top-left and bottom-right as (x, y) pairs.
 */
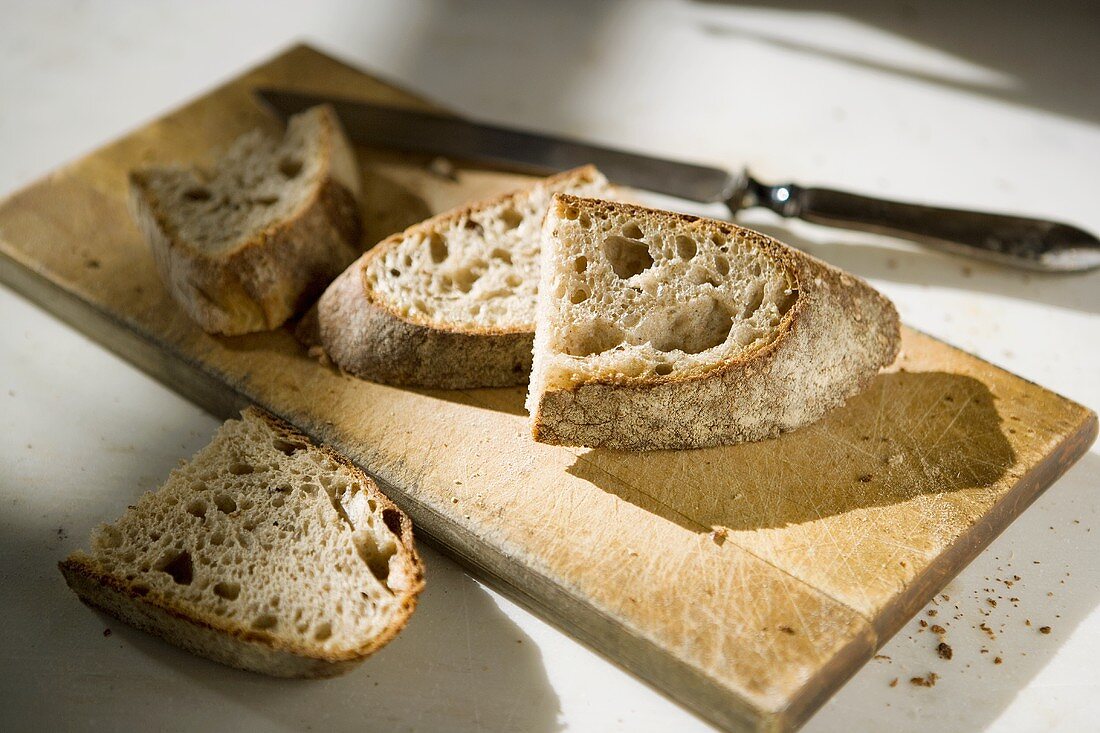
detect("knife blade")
(255, 88), (739, 203)
(254, 87), (1100, 272)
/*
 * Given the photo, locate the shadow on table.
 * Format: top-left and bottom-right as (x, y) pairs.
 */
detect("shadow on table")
(28, 534), (563, 733)
(120, 544), (564, 733)
(0, 375), (561, 732)
(568, 370), (1014, 532)
(693, 0), (1100, 126)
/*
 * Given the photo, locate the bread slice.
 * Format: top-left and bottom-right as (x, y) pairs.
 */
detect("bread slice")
(527, 195), (901, 450)
(130, 105), (363, 335)
(317, 166), (609, 388)
(59, 407), (423, 678)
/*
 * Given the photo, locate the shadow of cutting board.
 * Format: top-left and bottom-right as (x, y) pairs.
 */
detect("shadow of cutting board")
(0, 44), (1094, 732)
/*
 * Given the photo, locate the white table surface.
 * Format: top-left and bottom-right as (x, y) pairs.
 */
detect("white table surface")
(2, 2), (1098, 731)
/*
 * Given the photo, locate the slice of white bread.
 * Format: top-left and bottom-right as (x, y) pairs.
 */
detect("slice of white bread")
(59, 407), (423, 678)
(317, 166), (610, 388)
(130, 105), (363, 335)
(527, 195), (901, 450)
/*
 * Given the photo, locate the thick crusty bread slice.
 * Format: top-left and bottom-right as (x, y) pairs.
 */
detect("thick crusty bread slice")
(317, 166), (609, 388)
(59, 407), (423, 678)
(527, 195), (901, 450)
(130, 105), (363, 335)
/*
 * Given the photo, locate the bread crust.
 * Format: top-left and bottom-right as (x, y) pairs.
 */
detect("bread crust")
(316, 166), (603, 388)
(319, 263), (534, 387)
(59, 407), (424, 678)
(530, 196), (901, 450)
(130, 106), (363, 336)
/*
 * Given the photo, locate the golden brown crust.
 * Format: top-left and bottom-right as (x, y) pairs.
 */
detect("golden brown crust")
(58, 407), (423, 677)
(318, 263), (534, 387)
(530, 196), (901, 450)
(129, 106), (363, 336)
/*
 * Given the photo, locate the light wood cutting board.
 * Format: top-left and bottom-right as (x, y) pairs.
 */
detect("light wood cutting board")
(0, 45), (1094, 732)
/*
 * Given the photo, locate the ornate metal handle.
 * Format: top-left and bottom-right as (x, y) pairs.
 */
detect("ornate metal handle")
(733, 177), (1100, 272)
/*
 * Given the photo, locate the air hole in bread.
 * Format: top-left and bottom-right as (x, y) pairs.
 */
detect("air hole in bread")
(209, 531), (225, 546)
(569, 289), (589, 304)
(389, 268), (400, 277)
(564, 319), (625, 357)
(602, 236), (653, 279)
(675, 235), (697, 260)
(715, 256), (730, 277)
(505, 274), (522, 288)
(563, 205), (580, 220)
(501, 206), (524, 230)
(313, 622), (333, 641)
(573, 256), (588, 273)
(428, 232), (448, 264)
(183, 187), (212, 202)
(157, 550), (194, 585)
(382, 509), (402, 536)
(778, 288), (798, 315)
(272, 437), (306, 456)
(453, 267), (479, 293)
(252, 614), (278, 630)
(622, 221), (643, 239)
(358, 532), (395, 582)
(647, 297), (733, 354)
(213, 581), (240, 600)
(655, 363), (674, 376)
(253, 195), (279, 206)
(186, 499), (207, 519)
(578, 212), (592, 228)
(278, 158), (303, 179)
(711, 232), (726, 247)
(490, 248), (512, 264)
(228, 461), (254, 476)
(213, 493), (237, 514)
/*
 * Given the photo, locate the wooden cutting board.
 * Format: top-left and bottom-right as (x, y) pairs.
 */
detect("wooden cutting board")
(1, 44), (1094, 732)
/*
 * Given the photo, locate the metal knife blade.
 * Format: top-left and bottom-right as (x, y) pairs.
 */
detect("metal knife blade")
(254, 88), (740, 204)
(254, 87), (1100, 272)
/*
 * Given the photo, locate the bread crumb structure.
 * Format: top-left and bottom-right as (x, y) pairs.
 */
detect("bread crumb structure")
(363, 167), (608, 331)
(130, 106), (362, 334)
(528, 195), (901, 450)
(59, 408), (422, 677)
(318, 167), (609, 388)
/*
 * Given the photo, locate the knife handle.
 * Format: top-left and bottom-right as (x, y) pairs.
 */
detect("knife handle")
(737, 179), (1100, 272)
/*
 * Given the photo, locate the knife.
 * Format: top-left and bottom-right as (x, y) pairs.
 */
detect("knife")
(255, 88), (1100, 273)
